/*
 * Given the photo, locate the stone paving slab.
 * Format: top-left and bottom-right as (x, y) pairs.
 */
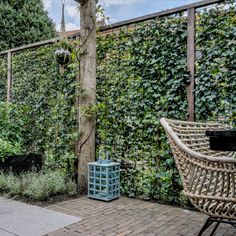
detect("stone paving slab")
(45, 196), (236, 236)
(0, 229), (17, 236)
(0, 197), (82, 236)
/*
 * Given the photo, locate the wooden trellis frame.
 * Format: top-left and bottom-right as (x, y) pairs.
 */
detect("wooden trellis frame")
(0, 0), (225, 115)
(0, 38), (58, 102)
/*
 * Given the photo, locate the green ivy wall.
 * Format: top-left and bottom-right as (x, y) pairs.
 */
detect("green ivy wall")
(12, 46), (77, 174)
(0, 1), (235, 204)
(97, 15), (188, 202)
(195, 2), (236, 121)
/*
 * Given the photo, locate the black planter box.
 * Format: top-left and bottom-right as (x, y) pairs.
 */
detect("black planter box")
(0, 154), (43, 173)
(206, 130), (236, 151)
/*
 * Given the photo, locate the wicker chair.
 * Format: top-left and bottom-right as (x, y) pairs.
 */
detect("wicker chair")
(160, 118), (236, 235)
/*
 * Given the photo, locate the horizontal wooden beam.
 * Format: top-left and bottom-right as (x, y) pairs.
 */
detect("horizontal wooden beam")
(100, 0), (224, 31)
(0, 38), (59, 56)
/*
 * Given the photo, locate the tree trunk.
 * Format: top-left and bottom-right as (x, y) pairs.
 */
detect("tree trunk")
(77, 0), (96, 194)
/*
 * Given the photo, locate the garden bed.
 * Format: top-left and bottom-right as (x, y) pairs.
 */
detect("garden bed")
(0, 170), (77, 202)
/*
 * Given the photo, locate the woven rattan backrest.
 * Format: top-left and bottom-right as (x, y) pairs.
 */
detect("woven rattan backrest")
(166, 119), (233, 157)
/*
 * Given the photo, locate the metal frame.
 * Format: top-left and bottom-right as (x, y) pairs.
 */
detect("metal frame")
(198, 217), (236, 236)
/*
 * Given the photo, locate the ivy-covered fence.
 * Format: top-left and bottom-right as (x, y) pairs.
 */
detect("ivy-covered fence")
(97, 16), (189, 202)
(12, 46), (78, 173)
(0, 45), (77, 174)
(96, 1), (236, 202)
(195, 2), (236, 121)
(0, 0), (235, 204)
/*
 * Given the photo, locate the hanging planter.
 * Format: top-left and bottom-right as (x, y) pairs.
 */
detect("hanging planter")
(55, 48), (71, 65)
(55, 0), (71, 67)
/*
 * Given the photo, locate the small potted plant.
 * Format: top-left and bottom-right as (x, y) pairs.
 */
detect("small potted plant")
(55, 39), (72, 65)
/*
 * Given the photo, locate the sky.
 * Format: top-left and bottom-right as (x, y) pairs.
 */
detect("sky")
(42, 0), (201, 32)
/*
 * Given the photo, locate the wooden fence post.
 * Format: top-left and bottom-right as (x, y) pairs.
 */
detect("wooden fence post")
(187, 8), (196, 121)
(77, 0), (96, 194)
(7, 52), (12, 102)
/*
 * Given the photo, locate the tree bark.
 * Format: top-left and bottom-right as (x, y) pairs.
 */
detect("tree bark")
(77, 0), (96, 194)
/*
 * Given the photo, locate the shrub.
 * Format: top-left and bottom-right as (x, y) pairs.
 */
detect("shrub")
(0, 170), (77, 201)
(0, 0), (55, 51)
(0, 172), (7, 191)
(0, 102), (25, 161)
(0, 138), (22, 162)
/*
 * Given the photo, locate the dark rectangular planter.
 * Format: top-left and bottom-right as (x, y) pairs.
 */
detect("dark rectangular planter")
(0, 154), (43, 173)
(206, 130), (236, 151)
